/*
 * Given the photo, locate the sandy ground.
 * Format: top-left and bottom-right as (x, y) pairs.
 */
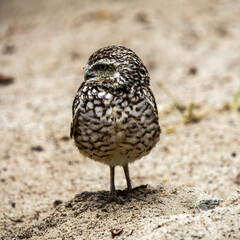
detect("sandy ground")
(0, 0), (240, 239)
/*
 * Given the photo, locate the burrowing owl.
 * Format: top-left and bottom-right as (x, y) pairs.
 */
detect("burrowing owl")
(71, 45), (161, 199)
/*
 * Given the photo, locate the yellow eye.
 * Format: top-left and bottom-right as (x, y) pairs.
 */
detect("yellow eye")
(98, 64), (108, 71)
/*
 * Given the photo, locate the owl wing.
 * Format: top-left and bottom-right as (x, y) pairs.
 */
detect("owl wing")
(70, 103), (81, 139)
(70, 83), (85, 139)
(141, 86), (161, 134)
(142, 86), (158, 115)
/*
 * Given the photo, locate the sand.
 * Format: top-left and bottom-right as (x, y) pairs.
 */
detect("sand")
(0, 0), (240, 239)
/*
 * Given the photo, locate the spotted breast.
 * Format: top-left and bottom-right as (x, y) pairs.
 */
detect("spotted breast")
(71, 84), (160, 167)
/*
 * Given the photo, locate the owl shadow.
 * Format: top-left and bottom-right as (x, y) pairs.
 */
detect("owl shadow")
(63, 184), (189, 215)
(66, 184), (156, 208)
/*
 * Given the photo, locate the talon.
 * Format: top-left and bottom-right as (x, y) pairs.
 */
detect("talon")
(107, 192), (124, 204)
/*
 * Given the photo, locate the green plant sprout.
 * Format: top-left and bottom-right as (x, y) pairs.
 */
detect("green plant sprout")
(231, 87), (240, 112)
(183, 101), (199, 124)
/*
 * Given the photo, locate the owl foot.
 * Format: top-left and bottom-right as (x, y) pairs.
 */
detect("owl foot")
(107, 192), (124, 204)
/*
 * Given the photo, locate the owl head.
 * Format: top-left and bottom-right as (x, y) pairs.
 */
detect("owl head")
(84, 45), (150, 88)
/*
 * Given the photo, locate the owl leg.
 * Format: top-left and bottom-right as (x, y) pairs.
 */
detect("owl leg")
(123, 164), (132, 190)
(110, 166), (116, 196)
(101, 166), (124, 205)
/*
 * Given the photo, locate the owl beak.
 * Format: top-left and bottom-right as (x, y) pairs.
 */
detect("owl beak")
(84, 70), (95, 81)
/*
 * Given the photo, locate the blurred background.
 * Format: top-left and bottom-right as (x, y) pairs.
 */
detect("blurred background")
(0, 0), (240, 232)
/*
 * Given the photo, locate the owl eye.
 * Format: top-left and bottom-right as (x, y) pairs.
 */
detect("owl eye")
(98, 64), (108, 71)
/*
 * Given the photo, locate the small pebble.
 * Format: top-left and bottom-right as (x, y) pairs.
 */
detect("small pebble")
(30, 145), (44, 152)
(53, 200), (63, 208)
(188, 66), (198, 75)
